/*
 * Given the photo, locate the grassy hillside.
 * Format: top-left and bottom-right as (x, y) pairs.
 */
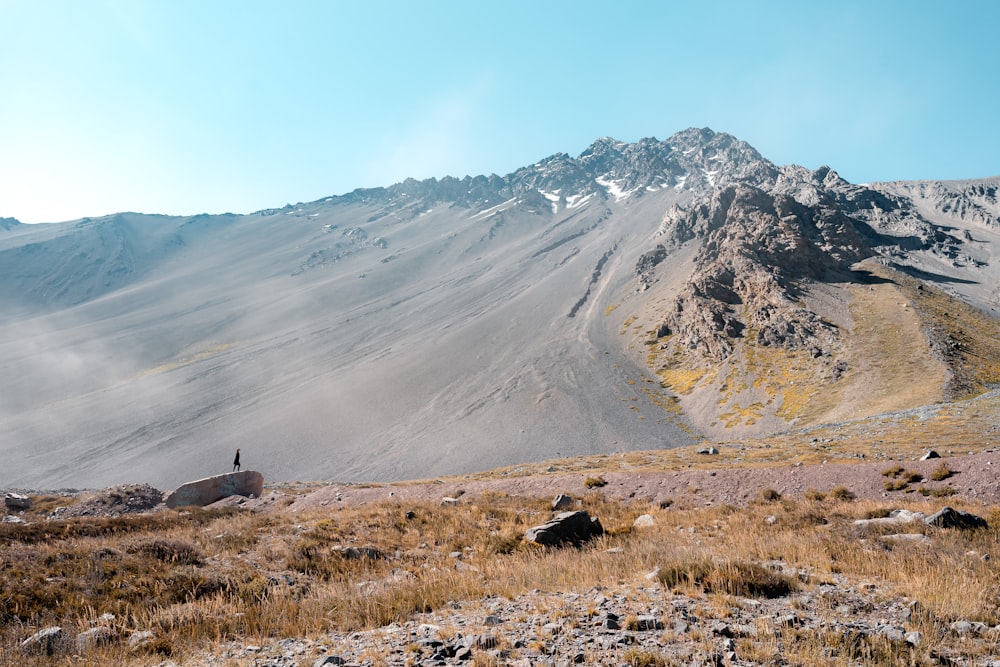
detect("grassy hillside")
(5, 471), (1000, 665)
(635, 260), (1000, 439)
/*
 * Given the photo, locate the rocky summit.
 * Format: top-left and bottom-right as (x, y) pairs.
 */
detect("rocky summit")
(0, 127), (998, 491)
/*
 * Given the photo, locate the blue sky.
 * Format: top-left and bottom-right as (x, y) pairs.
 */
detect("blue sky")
(1, 0), (998, 224)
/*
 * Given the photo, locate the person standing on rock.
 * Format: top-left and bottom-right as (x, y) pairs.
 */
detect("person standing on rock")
(233, 448), (241, 472)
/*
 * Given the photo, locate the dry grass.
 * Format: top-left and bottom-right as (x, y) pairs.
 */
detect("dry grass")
(5, 488), (1000, 665)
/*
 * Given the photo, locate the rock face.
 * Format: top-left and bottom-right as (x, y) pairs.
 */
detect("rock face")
(164, 471), (264, 509)
(654, 185), (869, 361)
(524, 510), (604, 547)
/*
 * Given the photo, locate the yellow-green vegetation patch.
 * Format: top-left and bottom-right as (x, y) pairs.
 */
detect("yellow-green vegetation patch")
(718, 402), (765, 428)
(656, 366), (714, 395)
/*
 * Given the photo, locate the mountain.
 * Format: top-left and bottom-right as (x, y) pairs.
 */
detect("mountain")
(1, 128), (998, 490)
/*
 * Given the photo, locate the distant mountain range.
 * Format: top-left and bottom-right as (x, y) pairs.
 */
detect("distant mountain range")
(2, 128), (998, 490)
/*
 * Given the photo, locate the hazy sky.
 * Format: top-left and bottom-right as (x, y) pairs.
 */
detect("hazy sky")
(1, 0), (998, 223)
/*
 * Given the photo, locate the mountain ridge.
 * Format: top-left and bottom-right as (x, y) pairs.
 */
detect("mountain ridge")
(1, 127), (998, 490)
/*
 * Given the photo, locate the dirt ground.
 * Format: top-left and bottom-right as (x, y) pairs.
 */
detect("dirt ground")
(282, 449), (1000, 514)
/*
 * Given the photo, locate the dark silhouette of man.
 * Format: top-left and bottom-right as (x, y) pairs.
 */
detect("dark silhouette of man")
(233, 448), (241, 472)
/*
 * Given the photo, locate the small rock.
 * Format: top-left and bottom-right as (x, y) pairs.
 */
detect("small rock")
(76, 626), (114, 650)
(920, 450), (941, 460)
(632, 615), (664, 631)
(127, 630), (156, 650)
(775, 614), (801, 627)
(709, 621), (734, 637)
(332, 545), (383, 560)
(21, 627), (66, 655)
(878, 625), (905, 641)
(696, 447), (719, 455)
(951, 620), (988, 637)
(905, 631), (923, 647)
(484, 614), (502, 626)
(552, 494), (574, 510)
(314, 657), (346, 667)
(632, 514), (655, 529)
(441, 497), (461, 506)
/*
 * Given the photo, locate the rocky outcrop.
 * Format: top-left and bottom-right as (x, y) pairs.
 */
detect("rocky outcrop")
(48, 484), (163, 519)
(524, 510), (604, 547)
(653, 185), (869, 360)
(164, 471), (264, 509)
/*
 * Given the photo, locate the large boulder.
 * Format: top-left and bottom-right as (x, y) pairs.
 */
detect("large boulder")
(4, 493), (32, 510)
(164, 471), (264, 509)
(525, 510), (604, 547)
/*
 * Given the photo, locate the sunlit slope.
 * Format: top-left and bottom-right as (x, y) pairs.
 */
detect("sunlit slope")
(633, 260), (1000, 438)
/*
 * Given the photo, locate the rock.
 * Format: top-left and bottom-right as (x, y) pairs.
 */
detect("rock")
(332, 545), (383, 560)
(313, 657), (346, 667)
(552, 493), (575, 510)
(877, 625), (905, 641)
(602, 616), (622, 630)
(924, 507), (988, 530)
(4, 492), (31, 510)
(696, 447), (719, 455)
(631, 615), (664, 631)
(164, 471), (264, 509)
(127, 629), (156, 650)
(441, 497), (461, 506)
(905, 631), (923, 646)
(484, 614), (502, 626)
(2, 515), (25, 523)
(76, 626), (115, 650)
(950, 620), (988, 637)
(21, 627), (67, 655)
(775, 613), (801, 627)
(853, 509), (925, 527)
(920, 450), (941, 460)
(524, 511), (604, 547)
(632, 514), (656, 529)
